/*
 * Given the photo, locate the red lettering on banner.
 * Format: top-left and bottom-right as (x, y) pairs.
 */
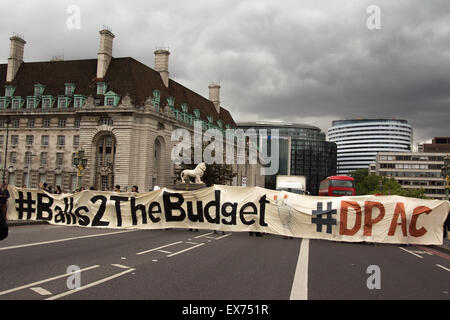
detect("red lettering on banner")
(388, 202), (407, 236)
(339, 201), (362, 236)
(409, 206), (431, 237)
(363, 201), (385, 236)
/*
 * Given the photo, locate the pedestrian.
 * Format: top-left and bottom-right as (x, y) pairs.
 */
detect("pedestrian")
(89, 186), (95, 190)
(47, 185), (53, 193)
(131, 185), (139, 193)
(55, 185), (62, 194)
(0, 184), (10, 241)
(114, 185), (121, 192)
(444, 210), (450, 240)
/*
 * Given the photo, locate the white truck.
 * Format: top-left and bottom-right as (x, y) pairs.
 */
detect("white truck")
(276, 175), (307, 195)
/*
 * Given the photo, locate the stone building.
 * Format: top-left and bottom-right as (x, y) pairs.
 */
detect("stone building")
(0, 29), (263, 192)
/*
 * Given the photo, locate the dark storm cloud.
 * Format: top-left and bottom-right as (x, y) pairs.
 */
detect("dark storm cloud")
(0, 0), (449, 143)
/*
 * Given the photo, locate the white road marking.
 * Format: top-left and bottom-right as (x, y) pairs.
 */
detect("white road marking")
(0, 230), (137, 251)
(399, 247), (423, 258)
(45, 268), (135, 300)
(136, 241), (183, 255)
(111, 264), (131, 270)
(290, 238), (309, 300)
(167, 243), (205, 257)
(30, 287), (52, 296)
(436, 264), (450, 272)
(411, 251), (433, 255)
(215, 233), (232, 240)
(120, 257), (126, 260)
(205, 236), (217, 239)
(186, 241), (199, 245)
(194, 232), (214, 239)
(0, 265), (100, 296)
(157, 249), (172, 254)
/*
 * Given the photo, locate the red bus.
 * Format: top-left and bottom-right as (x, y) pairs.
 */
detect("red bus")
(318, 176), (356, 196)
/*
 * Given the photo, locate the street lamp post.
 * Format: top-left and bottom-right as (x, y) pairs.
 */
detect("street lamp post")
(73, 149), (88, 190)
(2, 118), (11, 184)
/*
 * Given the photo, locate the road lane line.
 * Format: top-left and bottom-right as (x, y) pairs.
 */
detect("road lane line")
(194, 232), (214, 239)
(157, 249), (172, 254)
(290, 238), (309, 300)
(399, 247), (423, 258)
(30, 287), (52, 296)
(215, 233), (232, 240)
(45, 268), (135, 300)
(111, 264), (131, 269)
(416, 246), (450, 261)
(436, 264), (450, 272)
(136, 241), (183, 255)
(0, 230), (137, 251)
(185, 241), (199, 245)
(167, 243), (205, 257)
(0, 265), (100, 296)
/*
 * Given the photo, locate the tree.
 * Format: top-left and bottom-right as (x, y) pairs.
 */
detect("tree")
(350, 169), (428, 198)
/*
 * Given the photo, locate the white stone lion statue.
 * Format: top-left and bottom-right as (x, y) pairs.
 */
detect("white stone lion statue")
(180, 162), (207, 184)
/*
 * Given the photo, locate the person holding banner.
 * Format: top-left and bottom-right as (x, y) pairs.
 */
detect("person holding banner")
(0, 184), (10, 240)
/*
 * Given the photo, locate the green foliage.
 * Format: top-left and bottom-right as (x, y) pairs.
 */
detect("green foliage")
(350, 169), (428, 199)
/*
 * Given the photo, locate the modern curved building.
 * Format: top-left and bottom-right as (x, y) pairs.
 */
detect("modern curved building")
(237, 121), (337, 195)
(327, 119), (412, 175)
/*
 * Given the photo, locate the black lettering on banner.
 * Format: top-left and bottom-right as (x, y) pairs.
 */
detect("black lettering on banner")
(163, 191), (186, 222)
(37, 193), (53, 221)
(15, 191), (36, 220)
(90, 195), (109, 227)
(204, 190), (220, 224)
(63, 197), (76, 225)
(240, 202), (258, 225)
(54, 206), (65, 224)
(130, 197), (147, 225)
(258, 195), (269, 227)
(75, 206), (90, 226)
(110, 196), (128, 227)
(221, 202), (237, 225)
(148, 202), (161, 223)
(187, 201), (204, 223)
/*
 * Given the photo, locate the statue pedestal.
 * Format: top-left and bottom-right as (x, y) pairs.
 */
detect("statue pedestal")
(174, 182), (206, 191)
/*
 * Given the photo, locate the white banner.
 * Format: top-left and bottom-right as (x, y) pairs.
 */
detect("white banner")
(6, 185), (450, 245)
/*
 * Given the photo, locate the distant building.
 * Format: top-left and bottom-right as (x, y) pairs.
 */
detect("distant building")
(421, 137), (450, 153)
(237, 121), (337, 195)
(370, 151), (446, 200)
(0, 30), (261, 191)
(328, 119), (412, 175)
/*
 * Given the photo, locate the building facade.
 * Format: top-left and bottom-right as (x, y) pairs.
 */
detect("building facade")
(0, 30), (263, 192)
(327, 119), (412, 175)
(420, 137), (450, 153)
(237, 121), (337, 195)
(369, 152), (447, 199)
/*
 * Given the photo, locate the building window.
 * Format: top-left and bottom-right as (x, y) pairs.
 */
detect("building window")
(12, 120), (20, 128)
(43, 119), (51, 128)
(65, 83), (75, 96)
(58, 97), (68, 108)
(5, 86), (15, 97)
(25, 151), (33, 165)
(40, 152), (48, 166)
(58, 119), (66, 128)
(10, 152), (17, 164)
(26, 98), (36, 109)
(105, 97), (115, 106)
(98, 117), (113, 126)
(27, 119), (35, 128)
(11, 135), (19, 146)
(41, 135), (49, 146)
(34, 84), (45, 97)
(74, 118), (80, 128)
(97, 82), (107, 95)
(0, 135), (3, 146)
(73, 135), (80, 148)
(42, 98), (51, 109)
(74, 97), (84, 108)
(57, 135), (65, 146)
(103, 91), (120, 106)
(12, 100), (20, 109)
(26, 135), (34, 146)
(56, 153), (64, 166)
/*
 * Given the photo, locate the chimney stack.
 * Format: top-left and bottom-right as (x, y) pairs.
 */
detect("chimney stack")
(208, 83), (221, 113)
(154, 49), (170, 88)
(7, 33), (26, 82)
(97, 28), (115, 79)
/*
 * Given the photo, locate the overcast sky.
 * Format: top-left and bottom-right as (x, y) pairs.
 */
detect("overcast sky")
(0, 0), (449, 145)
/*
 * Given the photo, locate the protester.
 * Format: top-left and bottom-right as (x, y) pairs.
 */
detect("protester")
(89, 186), (95, 190)
(114, 185), (121, 192)
(47, 185), (53, 193)
(55, 185), (62, 194)
(0, 184), (10, 241)
(132, 185), (139, 193)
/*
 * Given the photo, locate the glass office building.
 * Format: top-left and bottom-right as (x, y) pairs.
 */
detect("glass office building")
(237, 122), (337, 195)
